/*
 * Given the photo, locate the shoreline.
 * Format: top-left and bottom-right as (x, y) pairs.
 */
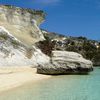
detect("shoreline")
(0, 66), (51, 93)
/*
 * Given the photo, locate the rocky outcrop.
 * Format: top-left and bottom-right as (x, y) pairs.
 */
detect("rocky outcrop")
(0, 5), (93, 75)
(0, 26), (49, 67)
(42, 29), (100, 66)
(0, 5), (49, 67)
(37, 51), (93, 74)
(0, 5), (45, 46)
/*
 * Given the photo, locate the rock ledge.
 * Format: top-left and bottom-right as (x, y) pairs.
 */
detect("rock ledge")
(37, 51), (93, 75)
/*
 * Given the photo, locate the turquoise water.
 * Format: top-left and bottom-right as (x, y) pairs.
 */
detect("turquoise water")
(0, 68), (100, 100)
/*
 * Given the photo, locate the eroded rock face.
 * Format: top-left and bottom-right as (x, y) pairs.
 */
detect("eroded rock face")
(0, 5), (93, 75)
(37, 51), (93, 74)
(0, 26), (49, 67)
(41, 29), (100, 66)
(0, 5), (45, 46)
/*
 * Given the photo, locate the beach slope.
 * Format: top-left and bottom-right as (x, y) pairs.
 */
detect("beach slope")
(0, 67), (50, 92)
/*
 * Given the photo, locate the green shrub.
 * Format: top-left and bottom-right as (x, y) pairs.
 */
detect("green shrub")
(0, 34), (8, 40)
(37, 39), (55, 57)
(11, 40), (20, 47)
(5, 5), (13, 9)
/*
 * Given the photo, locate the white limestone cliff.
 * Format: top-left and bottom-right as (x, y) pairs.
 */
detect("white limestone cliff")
(0, 5), (45, 46)
(0, 26), (49, 67)
(0, 5), (93, 74)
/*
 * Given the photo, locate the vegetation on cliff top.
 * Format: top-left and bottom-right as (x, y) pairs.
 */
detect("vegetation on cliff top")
(2, 5), (45, 18)
(39, 30), (100, 66)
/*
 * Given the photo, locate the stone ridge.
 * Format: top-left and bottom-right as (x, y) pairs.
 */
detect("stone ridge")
(0, 5), (45, 17)
(0, 5), (45, 25)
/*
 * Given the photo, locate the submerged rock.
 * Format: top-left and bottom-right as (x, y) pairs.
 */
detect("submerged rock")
(37, 51), (93, 74)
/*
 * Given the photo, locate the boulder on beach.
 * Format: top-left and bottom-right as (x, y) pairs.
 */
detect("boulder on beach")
(37, 51), (93, 75)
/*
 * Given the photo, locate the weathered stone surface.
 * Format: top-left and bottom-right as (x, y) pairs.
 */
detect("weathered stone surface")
(0, 5), (94, 75)
(37, 51), (93, 74)
(0, 23), (49, 67)
(0, 5), (45, 46)
(0, 5), (49, 67)
(42, 29), (100, 66)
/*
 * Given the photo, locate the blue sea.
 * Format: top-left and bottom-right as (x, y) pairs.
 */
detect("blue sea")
(0, 67), (100, 100)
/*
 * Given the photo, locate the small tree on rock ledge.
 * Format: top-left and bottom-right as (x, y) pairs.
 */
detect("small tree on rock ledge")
(37, 37), (55, 57)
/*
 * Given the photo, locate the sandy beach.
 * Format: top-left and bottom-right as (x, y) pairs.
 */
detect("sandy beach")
(0, 67), (51, 92)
